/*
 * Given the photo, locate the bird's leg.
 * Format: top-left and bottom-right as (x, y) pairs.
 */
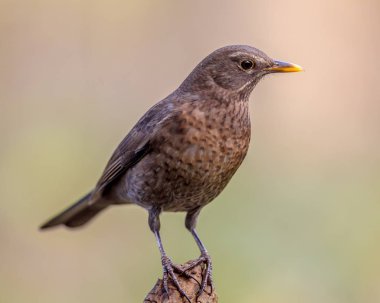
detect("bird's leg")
(189, 228), (214, 294)
(184, 208), (214, 295)
(149, 207), (191, 303)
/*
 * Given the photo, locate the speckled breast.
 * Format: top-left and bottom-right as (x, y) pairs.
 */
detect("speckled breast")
(124, 100), (251, 212)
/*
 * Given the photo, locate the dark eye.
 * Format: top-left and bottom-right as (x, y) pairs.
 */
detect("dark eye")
(240, 60), (255, 70)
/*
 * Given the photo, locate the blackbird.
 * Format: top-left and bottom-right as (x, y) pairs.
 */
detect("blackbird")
(41, 45), (302, 301)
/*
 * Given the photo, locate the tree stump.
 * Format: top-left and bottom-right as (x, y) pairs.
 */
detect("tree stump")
(144, 259), (218, 303)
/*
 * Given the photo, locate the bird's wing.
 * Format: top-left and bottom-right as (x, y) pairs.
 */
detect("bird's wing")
(92, 99), (178, 196)
(95, 136), (151, 193)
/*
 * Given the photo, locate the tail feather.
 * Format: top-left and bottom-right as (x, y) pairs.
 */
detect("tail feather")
(40, 192), (107, 229)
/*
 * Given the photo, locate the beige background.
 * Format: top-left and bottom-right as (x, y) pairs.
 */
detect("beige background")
(1, 0), (380, 302)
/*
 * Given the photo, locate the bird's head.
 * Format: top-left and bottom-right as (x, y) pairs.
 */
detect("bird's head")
(180, 45), (303, 100)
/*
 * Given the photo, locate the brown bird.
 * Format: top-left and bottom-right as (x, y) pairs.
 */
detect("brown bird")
(41, 45), (302, 301)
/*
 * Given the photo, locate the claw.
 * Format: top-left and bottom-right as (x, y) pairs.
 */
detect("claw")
(180, 254), (214, 297)
(198, 253), (213, 295)
(161, 256), (192, 303)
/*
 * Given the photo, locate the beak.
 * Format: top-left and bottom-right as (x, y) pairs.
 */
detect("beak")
(268, 60), (303, 73)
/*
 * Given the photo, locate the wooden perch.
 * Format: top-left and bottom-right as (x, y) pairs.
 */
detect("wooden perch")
(144, 259), (218, 303)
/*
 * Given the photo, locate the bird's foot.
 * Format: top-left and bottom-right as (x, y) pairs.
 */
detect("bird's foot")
(161, 255), (192, 302)
(180, 253), (213, 296)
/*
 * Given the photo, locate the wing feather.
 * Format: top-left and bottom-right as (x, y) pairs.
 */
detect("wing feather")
(93, 98), (179, 196)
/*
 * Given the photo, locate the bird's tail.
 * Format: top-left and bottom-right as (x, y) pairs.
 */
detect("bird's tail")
(40, 192), (108, 229)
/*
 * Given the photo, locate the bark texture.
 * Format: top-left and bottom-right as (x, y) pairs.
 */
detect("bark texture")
(144, 259), (218, 303)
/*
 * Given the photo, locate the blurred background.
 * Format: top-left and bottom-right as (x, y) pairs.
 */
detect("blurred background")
(1, 0), (380, 302)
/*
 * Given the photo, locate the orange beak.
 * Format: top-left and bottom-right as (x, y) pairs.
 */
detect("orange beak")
(268, 60), (303, 73)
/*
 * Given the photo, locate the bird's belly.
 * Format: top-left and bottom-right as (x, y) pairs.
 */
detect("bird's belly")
(120, 134), (250, 212)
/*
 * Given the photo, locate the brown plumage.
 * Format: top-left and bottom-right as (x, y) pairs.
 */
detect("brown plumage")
(41, 45), (302, 301)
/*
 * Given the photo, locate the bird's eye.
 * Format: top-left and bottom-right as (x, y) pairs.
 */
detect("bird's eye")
(240, 60), (255, 70)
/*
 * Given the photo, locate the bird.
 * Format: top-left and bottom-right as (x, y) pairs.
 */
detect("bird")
(41, 45), (302, 301)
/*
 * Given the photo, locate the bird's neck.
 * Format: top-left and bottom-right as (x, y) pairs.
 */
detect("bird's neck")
(180, 96), (251, 137)
(179, 74), (255, 104)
